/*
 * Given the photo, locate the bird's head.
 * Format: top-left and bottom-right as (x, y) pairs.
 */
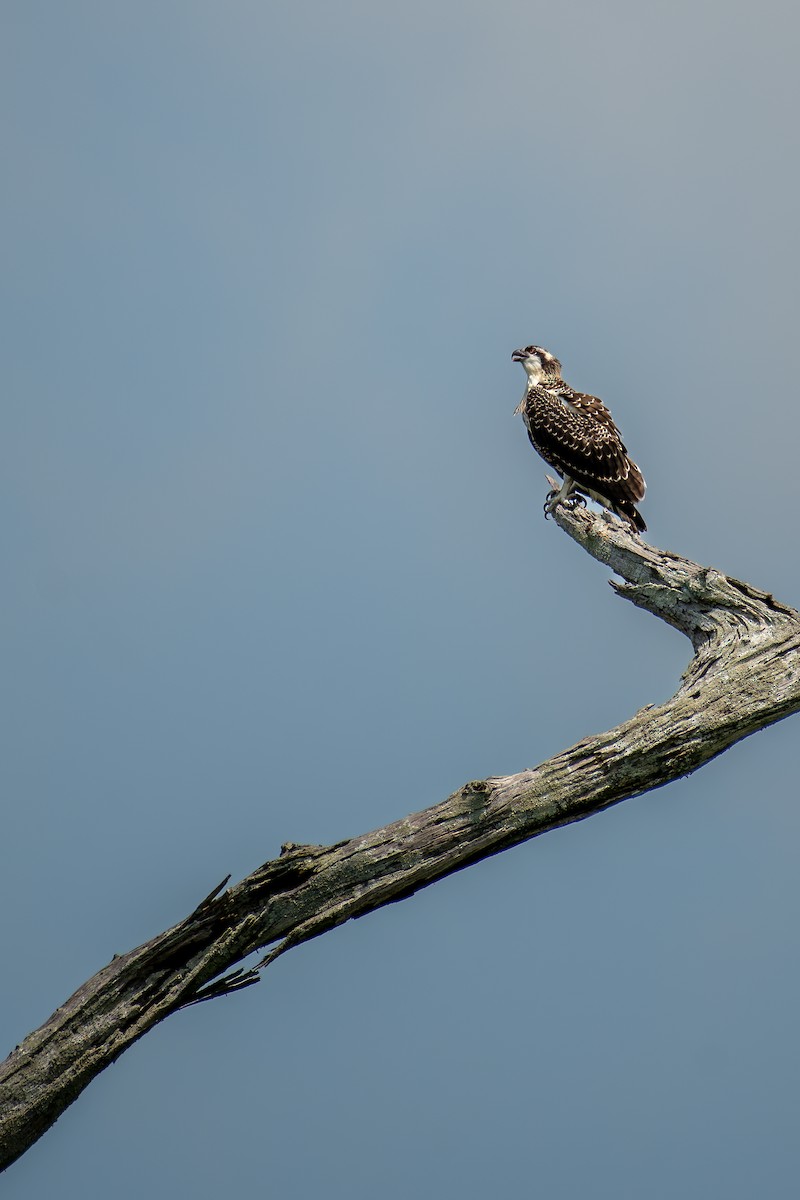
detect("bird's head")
(511, 344), (562, 385)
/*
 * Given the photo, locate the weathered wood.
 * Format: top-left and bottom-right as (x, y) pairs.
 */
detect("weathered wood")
(2, 504), (799, 1171)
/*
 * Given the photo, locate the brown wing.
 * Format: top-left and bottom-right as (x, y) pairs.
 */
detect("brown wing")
(551, 384), (619, 433)
(523, 386), (646, 510)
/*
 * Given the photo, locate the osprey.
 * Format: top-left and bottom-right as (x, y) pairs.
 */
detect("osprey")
(512, 344), (647, 534)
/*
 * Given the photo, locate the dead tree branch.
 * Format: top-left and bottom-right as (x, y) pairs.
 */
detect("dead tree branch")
(2, 506), (799, 1171)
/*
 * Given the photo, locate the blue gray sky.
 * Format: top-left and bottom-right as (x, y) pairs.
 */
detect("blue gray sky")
(3, 2), (800, 1196)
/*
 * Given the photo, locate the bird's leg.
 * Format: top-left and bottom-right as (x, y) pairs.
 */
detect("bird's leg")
(543, 474), (580, 518)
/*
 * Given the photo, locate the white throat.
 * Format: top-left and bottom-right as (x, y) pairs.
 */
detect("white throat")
(523, 363), (546, 386)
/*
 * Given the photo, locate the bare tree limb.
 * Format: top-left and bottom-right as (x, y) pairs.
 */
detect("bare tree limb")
(3, 505), (799, 1171)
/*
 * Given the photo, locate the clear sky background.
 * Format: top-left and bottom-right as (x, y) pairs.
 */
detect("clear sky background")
(3, 2), (800, 1196)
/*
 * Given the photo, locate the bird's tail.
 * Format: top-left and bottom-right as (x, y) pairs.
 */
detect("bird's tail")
(614, 500), (647, 534)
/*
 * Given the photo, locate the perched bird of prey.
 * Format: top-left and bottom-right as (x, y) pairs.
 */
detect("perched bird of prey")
(512, 344), (647, 534)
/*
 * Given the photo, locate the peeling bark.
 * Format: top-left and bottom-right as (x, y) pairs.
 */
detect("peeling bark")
(2, 505), (799, 1171)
